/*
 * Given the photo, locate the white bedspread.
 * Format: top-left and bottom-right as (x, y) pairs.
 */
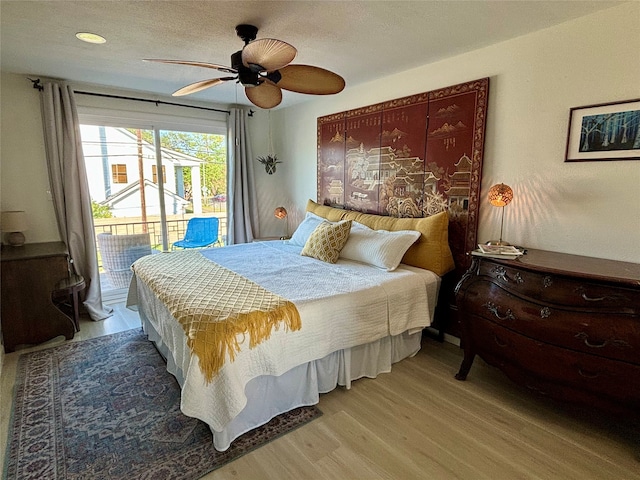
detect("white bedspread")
(128, 241), (440, 431)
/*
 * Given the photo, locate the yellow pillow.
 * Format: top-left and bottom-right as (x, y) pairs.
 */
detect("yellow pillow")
(301, 220), (352, 263)
(306, 199), (454, 276)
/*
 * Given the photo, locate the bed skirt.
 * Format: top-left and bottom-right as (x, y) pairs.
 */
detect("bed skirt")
(139, 308), (423, 451)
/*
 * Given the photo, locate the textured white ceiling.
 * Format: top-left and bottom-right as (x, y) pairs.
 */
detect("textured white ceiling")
(0, 1), (622, 109)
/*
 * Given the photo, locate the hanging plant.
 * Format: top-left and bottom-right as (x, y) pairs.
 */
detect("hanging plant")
(257, 111), (282, 175)
(257, 154), (281, 175)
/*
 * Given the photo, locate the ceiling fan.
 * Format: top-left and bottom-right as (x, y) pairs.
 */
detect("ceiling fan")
(144, 24), (345, 109)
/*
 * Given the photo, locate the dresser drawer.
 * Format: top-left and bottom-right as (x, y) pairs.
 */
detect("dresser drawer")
(456, 250), (640, 416)
(459, 279), (640, 364)
(467, 316), (640, 405)
(477, 262), (640, 313)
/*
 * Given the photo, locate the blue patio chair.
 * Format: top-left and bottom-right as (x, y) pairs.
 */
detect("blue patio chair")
(172, 217), (221, 249)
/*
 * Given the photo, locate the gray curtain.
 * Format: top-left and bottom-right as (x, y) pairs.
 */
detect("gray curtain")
(227, 107), (259, 244)
(40, 82), (113, 321)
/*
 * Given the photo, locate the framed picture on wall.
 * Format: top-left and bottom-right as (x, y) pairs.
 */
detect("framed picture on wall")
(565, 98), (640, 162)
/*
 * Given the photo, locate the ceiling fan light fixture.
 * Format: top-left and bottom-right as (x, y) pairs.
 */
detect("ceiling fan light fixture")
(237, 68), (261, 86)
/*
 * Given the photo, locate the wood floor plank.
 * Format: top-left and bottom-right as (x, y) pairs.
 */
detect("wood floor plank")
(384, 348), (637, 478)
(213, 435), (327, 480)
(334, 377), (542, 479)
(315, 410), (427, 479)
(410, 342), (640, 475)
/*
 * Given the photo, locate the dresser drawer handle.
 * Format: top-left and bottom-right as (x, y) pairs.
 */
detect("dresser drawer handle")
(575, 332), (607, 348)
(580, 293), (606, 302)
(494, 335), (508, 347)
(578, 368), (599, 379)
(575, 332), (631, 349)
(483, 302), (516, 321)
(577, 288), (625, 303)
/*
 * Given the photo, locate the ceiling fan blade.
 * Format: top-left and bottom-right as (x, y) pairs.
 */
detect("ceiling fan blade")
(144, 59), (236, 74)
(275, 65), (345, 95)
(242, 38), (297, 72)
(173, 77), (235, 96)
(245, 82), (282, 109)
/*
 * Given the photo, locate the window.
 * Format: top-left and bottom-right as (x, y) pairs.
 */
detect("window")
(80, 124), (227, 243)
(111, 164), (128, 183)
(152, 165), (166, 183)
(77, 100), (228, 297)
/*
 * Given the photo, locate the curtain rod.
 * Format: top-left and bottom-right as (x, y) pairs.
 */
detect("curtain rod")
(29, 78), (230, 115)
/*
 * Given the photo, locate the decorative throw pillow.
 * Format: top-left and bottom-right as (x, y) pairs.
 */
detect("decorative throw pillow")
(301, 220), (352, 263)
(306, 199), (455, 276)
(287, 212), (327, 247)
(340, 222), (421, 271)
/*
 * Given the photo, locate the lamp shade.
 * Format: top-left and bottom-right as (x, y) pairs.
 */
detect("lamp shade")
(274, 207), (288, 219)
(488, 183), (513, 207)
(1, 211), (27, 232)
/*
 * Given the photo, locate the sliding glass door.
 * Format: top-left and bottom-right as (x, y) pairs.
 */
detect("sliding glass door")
(79, 123), (227, 297)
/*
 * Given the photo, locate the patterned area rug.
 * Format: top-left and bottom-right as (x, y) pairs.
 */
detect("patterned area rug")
(4, 329), (322, 480)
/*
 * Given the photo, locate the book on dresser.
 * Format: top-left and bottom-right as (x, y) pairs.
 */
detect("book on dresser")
(454, 248), (640, 416)
(472, 244), (525, 259)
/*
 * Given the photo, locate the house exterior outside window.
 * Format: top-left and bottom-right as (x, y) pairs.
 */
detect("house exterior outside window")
(111, 164), (128, 183)
(78, 107), (227, 254)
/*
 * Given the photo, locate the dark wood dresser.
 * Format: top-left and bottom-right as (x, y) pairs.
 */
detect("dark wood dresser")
(1, 242), (76, 352)
(454, 248), (640, 415)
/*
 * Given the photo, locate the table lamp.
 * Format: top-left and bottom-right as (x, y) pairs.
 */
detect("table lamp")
(1, 210), (28, 246)
(486, 183), (513, 246)
(274, 206), (288, 239)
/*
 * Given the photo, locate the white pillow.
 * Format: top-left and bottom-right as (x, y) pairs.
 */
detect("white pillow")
(287, 212), (328, 247)
(340, 222), (421, 271)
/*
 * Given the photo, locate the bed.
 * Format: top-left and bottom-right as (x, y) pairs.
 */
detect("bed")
(126, 200), (455, 451)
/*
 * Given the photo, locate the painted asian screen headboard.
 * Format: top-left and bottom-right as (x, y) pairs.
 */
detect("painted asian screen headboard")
(317, 77), (490, 335)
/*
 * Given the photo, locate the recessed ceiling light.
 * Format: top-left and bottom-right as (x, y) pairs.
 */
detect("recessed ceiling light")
(76, 32), (106, 44)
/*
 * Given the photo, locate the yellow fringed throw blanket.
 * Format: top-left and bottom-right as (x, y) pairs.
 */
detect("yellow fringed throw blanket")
(131, 250), (301, 382)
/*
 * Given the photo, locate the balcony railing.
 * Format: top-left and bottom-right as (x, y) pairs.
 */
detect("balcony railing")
(94, 214), (227, 281)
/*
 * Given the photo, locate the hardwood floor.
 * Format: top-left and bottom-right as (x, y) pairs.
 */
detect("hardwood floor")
(2, 306), (638, 479)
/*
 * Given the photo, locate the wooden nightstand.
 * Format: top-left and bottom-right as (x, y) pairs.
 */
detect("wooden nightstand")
(454, 248), (640, 415)
(1, 242), (77, 352)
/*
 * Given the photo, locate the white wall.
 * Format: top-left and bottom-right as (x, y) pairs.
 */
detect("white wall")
(274, 3), (640, 263)
(248, 110), (294, 238)
(1, 73), (61, 242)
